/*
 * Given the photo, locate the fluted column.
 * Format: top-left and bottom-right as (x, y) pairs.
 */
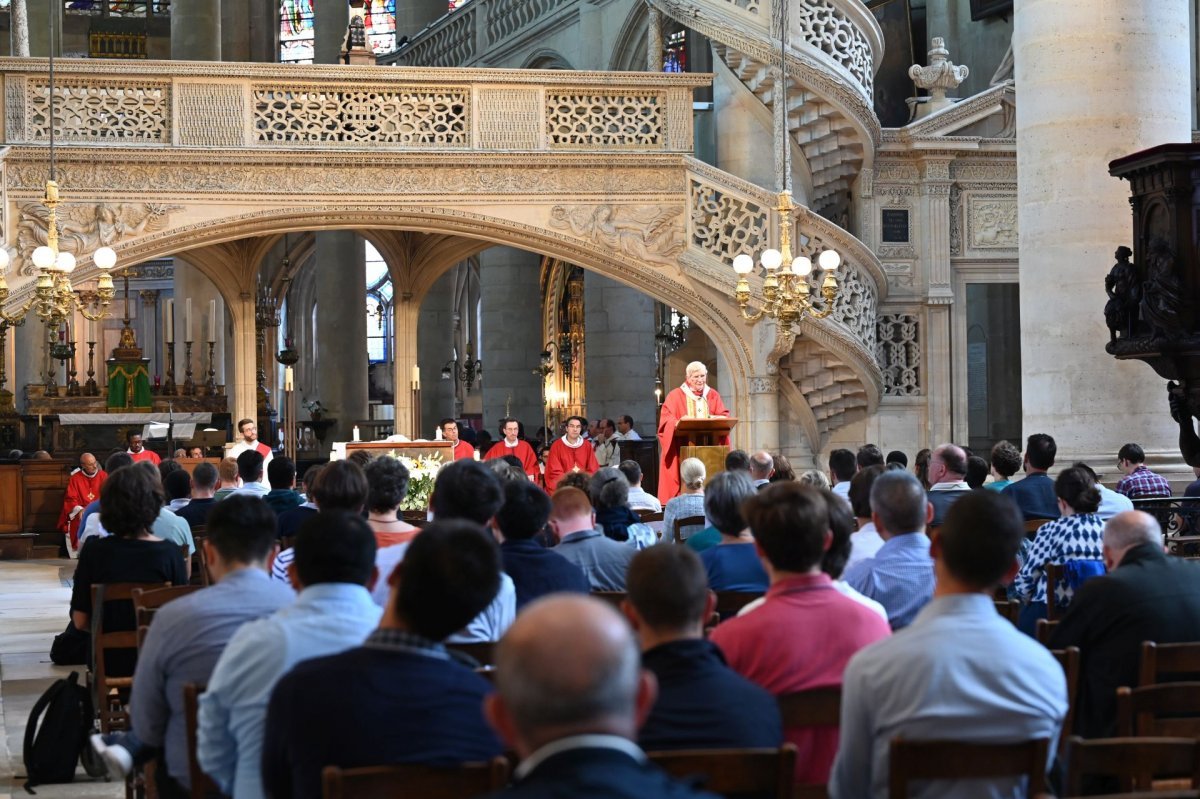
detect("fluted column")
(1014, 0), (1192, 466)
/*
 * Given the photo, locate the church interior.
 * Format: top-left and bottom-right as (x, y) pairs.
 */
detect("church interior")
(1, 0), (1199, 795)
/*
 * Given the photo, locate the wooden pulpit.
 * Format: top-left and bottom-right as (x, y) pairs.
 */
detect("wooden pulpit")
(675, 417), (737, 486)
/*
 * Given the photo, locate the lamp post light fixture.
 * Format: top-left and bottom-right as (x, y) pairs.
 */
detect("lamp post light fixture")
(441, 348), (482, 392)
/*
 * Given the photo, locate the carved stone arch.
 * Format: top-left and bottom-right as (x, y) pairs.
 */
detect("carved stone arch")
(521, 49), (575, 70)
(609, 2), (649, 72)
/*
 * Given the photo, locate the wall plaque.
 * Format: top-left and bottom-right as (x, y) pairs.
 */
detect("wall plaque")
(881, 209), (910, 243)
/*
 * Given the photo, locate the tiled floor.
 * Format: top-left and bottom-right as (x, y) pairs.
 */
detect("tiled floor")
(0, 559), (123, 798)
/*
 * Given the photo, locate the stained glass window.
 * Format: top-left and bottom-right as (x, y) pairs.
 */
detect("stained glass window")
(280, 0), (315, 63)
(64, 0), (168, 16)
(365, 242), (391, 363)
(364, 0), (396, 54)
(663, 29), (687, 72)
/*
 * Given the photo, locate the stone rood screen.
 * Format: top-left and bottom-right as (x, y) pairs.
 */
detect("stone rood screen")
(0, 58), (707, 153)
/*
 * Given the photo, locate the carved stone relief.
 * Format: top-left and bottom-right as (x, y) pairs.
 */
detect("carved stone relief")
(877, 313), (920, 396)
(968, 196), (1018, 249)
(547, 204), (686, 264)
(14, 201), (182, 276)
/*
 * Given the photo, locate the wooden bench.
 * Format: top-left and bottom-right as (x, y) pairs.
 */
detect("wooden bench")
(1141, 641), (1200, 687)
(1062, 736), (1200, 795)
(648, 744), (797, 799)
(673, 515), (706, 544)
(888, 738), (1049, 798)
(321, 757), (510, 799)
(1117, 683), (1200, 737)
(0, 532), (36, 559)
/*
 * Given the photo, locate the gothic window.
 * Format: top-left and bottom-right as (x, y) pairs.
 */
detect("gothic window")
(280, 0), (315, 63)
(364, 0), (396, 54)
(64, 0), (169, 17)
(365, 243), (392, 364)
(663, 28), (687, 72)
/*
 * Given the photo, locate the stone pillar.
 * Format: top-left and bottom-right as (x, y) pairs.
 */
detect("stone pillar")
(171, 0), (221, 60)
(478, 247), (543, 436)
(919, 157), (953, 447)
(222, 0), (251, 62)
(646, 6), (662, 72)
(418, 270), (457, 437)
(247, 0), (278, 63)
(1014, 0), (1192, 466)
(229, 291), (257, 427)
(314, 0), (348, 65)
(395, 0), (447, 41)
(582, 271), (657, 440)
(12, 319), (45, 411)
(314, 232), (368, 444)
(392, 293), (419, 439)
(745, 375), (780, 453)
(25, 0), (60, 57)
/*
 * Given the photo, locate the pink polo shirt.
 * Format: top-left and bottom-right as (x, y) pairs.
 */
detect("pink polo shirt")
(710, 572), (891, 785)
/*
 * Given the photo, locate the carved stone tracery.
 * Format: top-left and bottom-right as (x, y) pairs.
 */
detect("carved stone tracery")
(876, 313), (920, 395)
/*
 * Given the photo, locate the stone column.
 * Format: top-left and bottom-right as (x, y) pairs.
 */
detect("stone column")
(582, 271), (657, 439)
(12, 319), (45, 411)
(392, 293), (420, 439)
(1014, 0), (1192, 467)
(229, 291), (257, 426)
(222, 0), (251, 62)
(418, 270), (458, 437)
(395, 0), (448, 42)
(171, 0), (221, 60)
(25, 0), (60, 57)
(247, 0), (278, 63)
(314, 0), (348, 65)
(479, 247), (544, 436)
(314, 232), (368, 444)
(919, 156), (953, 447)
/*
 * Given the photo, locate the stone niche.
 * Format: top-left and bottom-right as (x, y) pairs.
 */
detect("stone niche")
(1106, 143), (1200, 396)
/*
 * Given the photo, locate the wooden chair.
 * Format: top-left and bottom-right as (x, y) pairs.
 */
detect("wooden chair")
(1117, 683), (1200, 738)
(1051, 647), (1081, 754)
(590, 590), (627, 610)
(182, 683), (226, 799)
(1026, 518), (1050, 535)
(1046, 562), (1065, 621)
(321, 757), (511, 799)
(715, 591), (764, 617)
(1140, 642), (1200, 687)
(636, 509), (664, 523)
(445, 641), (496, 667)
(648, 744), (797, 799)
(90, 582), (169, 733)
(190, 535), (210, 587)
(995, 599), (1021, 625)
(673, 515), (706, 544)
(132, 585), (203, 630)
(1036, 619), (1060, 647)
(1062, 736), (1200, 796)
(887, 738), (1050, 798)
(777, 687), (842, 728)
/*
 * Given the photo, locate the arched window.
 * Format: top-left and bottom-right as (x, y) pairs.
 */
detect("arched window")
(365, 242), (391, 363)
(280, 0), (396, 63)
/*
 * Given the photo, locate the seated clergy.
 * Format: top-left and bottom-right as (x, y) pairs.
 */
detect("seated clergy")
(830, 491), (1067, 799)
(262, 520), (504, 799)
(622, 545), (782, 752)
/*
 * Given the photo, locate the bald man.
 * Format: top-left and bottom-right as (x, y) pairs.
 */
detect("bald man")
(1051, 511), (1200, 738)
(58, 453), (107, 553)
(748, 451), (775, 489)
(925, 443), (971, 526)
(484, 595), (720, 799)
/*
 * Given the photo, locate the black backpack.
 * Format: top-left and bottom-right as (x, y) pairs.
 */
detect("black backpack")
(22, 671), (98, 793)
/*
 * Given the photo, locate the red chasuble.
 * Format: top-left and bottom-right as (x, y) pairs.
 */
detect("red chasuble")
(544, 437), (600, 492)
(57, 469), (108, 547)
(484, 439), (540, 480)
(450, 439), (475, 461)
(656, 384), (730, 504)
(129, 448), (161, 466)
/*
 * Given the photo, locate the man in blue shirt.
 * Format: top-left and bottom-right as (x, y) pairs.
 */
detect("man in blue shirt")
(843, 471), (935, 629)
(198, 510), (381, 799)
(622, 545), (782, 752)
(90, 495), (295, 797)
(1002, 433), (1061, 520)
(262, 520), (505, 799)
(493, 480), (589, 608)
(830, 490), (1067, 799)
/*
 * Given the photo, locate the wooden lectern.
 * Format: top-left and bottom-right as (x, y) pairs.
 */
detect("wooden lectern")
(674, 417), (737, 486)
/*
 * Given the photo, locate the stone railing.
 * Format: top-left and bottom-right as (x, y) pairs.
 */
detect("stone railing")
(385, 0), (575, 68)
(0, 59), (708, 152)
(683, 158), (886, 361)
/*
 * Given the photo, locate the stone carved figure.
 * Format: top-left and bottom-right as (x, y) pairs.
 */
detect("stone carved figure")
(548, 204), (686, 264)
(1104, 245), (1141, 342)
(1140, 237), (1189, 340)
(15, 201), (182, 275)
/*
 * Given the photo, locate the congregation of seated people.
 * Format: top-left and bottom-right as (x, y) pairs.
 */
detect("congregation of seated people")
(59, 425), (1200, 799)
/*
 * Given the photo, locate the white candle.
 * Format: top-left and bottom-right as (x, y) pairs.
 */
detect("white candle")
(208, 299), (216, 343)
(185, 298), (193, 343)
(165, 298), (174, 344)
(87, 318), (96, 343)
(284, 366), (294, 392)
(412, 364), (420, 390)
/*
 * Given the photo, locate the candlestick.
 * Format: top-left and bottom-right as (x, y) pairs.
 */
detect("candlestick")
(183, 340), (195, 396)
(185, 298), (193, 344)
(205, 341), (217, 394)
(284, 365), (294, 392)
(165, 298), (174, 344)
(208, 299), (216, 343)
(163, 341), (177, 396)
(84, 341), (98, 396)
(66, 341), (79, 396)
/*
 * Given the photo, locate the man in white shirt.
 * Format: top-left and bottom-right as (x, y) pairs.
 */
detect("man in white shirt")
(228, 418), (272, 489)
(618, 460), (661, 513)
(593, 419), (620, 468)
(614, 415), (642, 442)
(230, 451), (270, 499)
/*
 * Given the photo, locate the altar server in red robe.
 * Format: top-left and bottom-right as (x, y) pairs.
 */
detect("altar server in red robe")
(126, 431), (161, 466)
(58, 452), (107, 551)
(544, 416), (599, 492)
(439, 418), (476, 460)
(657, 361), (730, 504)
(485, 418), (540, 481)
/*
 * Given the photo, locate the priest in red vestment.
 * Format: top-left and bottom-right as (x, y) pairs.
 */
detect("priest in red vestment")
(57, 453), (106, 550)
(544, 416), (600, 491)
(484, 418), (539, 480)
(657, 361), (730, 504)
(126, 431), (161, 466)
(439, 418), (476, 460)
(229, 418), (273, 488)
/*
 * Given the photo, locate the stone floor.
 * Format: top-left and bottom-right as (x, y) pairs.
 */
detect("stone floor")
(0, 559), (122, 798)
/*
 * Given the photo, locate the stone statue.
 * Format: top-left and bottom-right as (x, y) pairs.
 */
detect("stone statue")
(1140, 236), (1189, 340)
(1103, 245), (1141, 341)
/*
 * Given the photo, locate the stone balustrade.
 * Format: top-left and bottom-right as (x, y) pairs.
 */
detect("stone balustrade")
(0, 58), (708, 153)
